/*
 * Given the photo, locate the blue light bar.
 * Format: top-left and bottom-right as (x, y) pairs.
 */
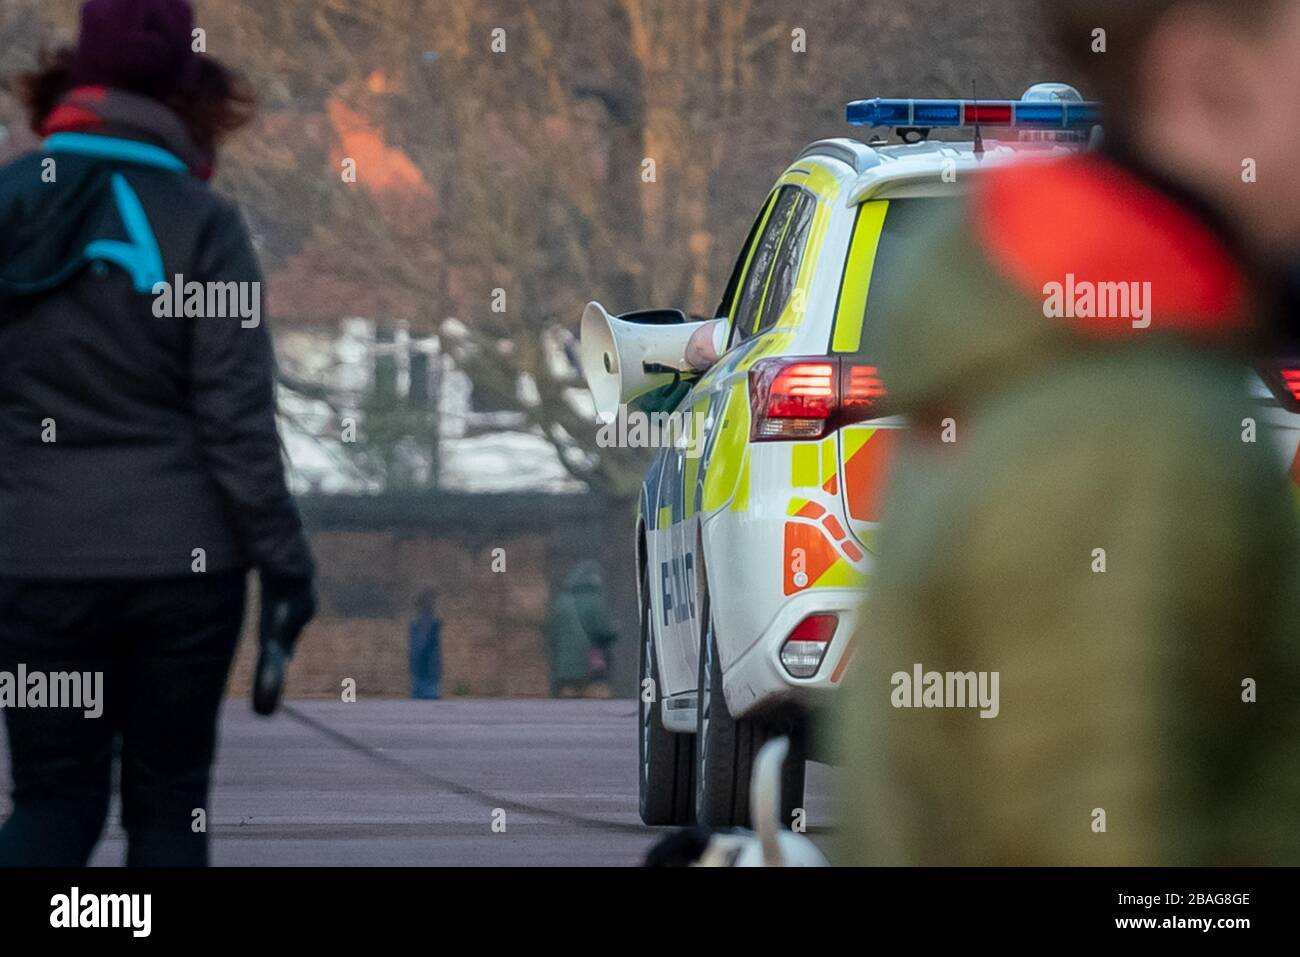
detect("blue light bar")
(845, 97), (1101, 130)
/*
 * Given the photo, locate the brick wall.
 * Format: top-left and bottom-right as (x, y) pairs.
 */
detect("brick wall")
(225, 493), (639, 700)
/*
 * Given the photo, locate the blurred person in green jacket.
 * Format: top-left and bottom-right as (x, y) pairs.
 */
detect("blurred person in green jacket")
(545, 561), (620, 698)
(837, 0), (1300, 865)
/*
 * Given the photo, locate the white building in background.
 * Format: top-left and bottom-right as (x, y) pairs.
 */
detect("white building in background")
(276, 318), (588, 495)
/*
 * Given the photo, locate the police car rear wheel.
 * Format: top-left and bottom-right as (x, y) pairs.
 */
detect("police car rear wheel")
(638, 567), (694, 826)
(695, 590), (754, 828)
(695, 588), (808, 829)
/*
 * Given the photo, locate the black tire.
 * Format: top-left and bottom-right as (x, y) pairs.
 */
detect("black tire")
(695, 588), (807, 829)
(638, 567), (694, 825)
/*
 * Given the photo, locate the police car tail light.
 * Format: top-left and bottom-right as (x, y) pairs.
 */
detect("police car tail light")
(750, 357), (887, 440)
(1257, 362), (1300, 413)
(841, 363), (887, 426)
(750, 359), (835, 440)
(780, 614), (838, 678)
(1281, 369), (1300, 403)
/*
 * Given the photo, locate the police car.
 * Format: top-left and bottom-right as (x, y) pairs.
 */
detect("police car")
(614, 84), (1300, 828)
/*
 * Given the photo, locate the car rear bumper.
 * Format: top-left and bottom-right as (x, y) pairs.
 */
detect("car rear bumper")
(721, 587), (863, 720)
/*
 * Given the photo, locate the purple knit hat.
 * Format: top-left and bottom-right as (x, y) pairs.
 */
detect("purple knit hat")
(71, 0), (200, 99)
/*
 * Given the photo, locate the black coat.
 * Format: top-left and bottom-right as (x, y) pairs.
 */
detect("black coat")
(0, 122), (312, 581)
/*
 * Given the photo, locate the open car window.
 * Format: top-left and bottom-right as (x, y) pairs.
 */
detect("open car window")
(728, 185), (800, 347)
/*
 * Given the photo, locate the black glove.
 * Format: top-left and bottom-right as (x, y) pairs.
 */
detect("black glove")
(252, 574), (316, 716)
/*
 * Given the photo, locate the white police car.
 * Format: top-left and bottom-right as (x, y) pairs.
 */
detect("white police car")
(603, 84), (1300, 828)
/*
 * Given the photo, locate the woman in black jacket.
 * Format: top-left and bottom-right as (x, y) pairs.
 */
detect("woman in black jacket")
(0, 0), (314, 866)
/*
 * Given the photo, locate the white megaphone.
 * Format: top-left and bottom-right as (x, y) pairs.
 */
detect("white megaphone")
(579, 301), (712, 423)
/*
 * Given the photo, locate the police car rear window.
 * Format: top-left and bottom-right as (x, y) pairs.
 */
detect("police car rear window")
(870, 197), (949, 313)
(831, 197), (955, 352)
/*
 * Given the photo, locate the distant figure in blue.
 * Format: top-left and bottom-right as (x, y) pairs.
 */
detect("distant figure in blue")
(408, 589), (442, 700)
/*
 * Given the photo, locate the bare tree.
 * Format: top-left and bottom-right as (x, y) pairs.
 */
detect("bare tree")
(1, 0), (1060, 498)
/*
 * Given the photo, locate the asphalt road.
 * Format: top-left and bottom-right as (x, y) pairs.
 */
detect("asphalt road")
(0, 699), (836, 866)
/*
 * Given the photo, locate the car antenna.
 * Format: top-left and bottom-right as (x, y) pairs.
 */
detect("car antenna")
(972, 79), (985, 160)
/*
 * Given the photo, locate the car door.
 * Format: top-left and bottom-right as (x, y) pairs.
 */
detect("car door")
(649, 186), (793, 698)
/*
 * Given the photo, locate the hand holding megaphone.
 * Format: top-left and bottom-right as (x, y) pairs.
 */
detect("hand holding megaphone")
(252, 575), (316, 716)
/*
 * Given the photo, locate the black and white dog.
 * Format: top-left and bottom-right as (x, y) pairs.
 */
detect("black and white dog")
(645, 737), (828, 867)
